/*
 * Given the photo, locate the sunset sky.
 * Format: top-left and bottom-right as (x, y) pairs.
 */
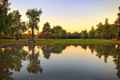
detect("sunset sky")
(10, 0), (120, 33)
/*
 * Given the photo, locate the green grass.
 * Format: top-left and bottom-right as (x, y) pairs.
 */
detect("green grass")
(38, 39), (116, 46)
(0, 39), (16, 45)
(0, 39), (117, 46)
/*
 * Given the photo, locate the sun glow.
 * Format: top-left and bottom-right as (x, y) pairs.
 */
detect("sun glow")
(10, 0), (120, 33)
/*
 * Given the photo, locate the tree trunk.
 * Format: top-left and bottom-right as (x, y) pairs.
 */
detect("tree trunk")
(31, 26), (35, 42)
(118, 26), (120, 40)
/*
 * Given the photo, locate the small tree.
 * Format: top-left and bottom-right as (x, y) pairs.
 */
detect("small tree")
(51, 26), (66, 39)
(42, 22), (52, 38)
(80, 30), (88, 39)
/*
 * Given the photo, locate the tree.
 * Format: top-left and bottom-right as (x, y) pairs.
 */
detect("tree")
(104, 19), (118, 39)
(26, 9), (42, 41)
(109, 24), (118, 39)
(95, 18), (118, 39)
(20, 22), (27, 33)
(115, 6), (120, 39)
(103, 18), (112, 39)
(42, 22), (52, 38)
(88, 26), (95, 38)
(42, 22), (51, 33)
(80, 30), (88, 39)
(18, 22), (27, 39)
(95, 22), (104, 38)
(51, 26), (66, 38)
(0, 0), (9, 36)
(6, 10), (27, 39)
(8, 10), (21, 40)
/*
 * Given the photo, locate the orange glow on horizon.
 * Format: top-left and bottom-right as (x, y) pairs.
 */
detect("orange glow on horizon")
(10, 0), (119, 33)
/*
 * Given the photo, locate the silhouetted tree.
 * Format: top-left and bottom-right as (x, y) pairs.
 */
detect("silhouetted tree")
(80, 30), (88, 39)
(41, 22), (52, 38)
(51, 25), (66, 38)
(115, 6), (120, 39)
(88, 26), (95, 38)
(26, 9), (42, 41)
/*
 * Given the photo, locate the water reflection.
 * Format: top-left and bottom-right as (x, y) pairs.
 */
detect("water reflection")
(0, 46), (27, 80)
(88, 44), (120, 79)
(41, 45), (67, 59)
(0, 44), (120, 80)
(27, 44), (43, 74)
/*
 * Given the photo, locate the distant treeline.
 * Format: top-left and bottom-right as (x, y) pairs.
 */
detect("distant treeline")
(0, 0), (120, 40)
(39, 19), (118, 39)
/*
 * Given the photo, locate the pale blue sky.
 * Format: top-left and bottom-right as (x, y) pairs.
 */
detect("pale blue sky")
(10, 0), (120, 32)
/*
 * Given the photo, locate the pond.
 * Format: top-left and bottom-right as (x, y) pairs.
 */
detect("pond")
(0, 44), (120, 80)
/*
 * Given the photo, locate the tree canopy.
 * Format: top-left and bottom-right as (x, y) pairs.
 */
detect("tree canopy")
(0, 0), (119, 40)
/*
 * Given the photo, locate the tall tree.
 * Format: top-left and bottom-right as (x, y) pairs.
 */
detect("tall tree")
(95, 22), (104, 38)
(8, 10), (21, 40)
(115, 6), (120, 39)
(26, 9), (42, 41)
(103, 18), (111, 39)
(0, 0), (9, 36)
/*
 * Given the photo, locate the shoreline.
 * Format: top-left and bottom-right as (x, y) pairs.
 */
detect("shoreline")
(0, 39), (117, 46)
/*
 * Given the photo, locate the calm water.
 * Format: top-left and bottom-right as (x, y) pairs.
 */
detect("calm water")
(0, 44), (120, 80)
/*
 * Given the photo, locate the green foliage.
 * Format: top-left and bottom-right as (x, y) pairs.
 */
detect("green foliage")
(0, 0), (27, 39)
(51, 26), (66, 38)
(0, 0), (9, 35)
(88, 27), (95, 38)
(95, 19), (118, 39)
(41, 22), (52, 38)
(42, 22), (51, 32)
(40, 24), (66, 39)
(26, 9), (42, 30)
(0, 1), (119, 40)
(26, 9), (42, 40)
(8, 10), (21, 39)
(115, 7), (120, 39)
(80, 30), (88, 39)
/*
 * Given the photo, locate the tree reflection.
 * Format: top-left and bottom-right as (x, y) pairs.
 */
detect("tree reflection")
(95, 45), (114, 63)
(0, 46), (27, 80)
(41, 45), (67, 59)
(80, 44), (88, 50)
(0, 44), (43, 79)
(85, 44), (120, 79)
(88, 45), (95, 53)
(112, 47), (120, 79)
(40, 44), (120, 79)
(1, 44), (120, 79)
(27, 44), (43, 74)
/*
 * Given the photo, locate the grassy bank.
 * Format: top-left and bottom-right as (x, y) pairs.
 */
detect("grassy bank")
(0, 39), (117, 46)
(36, 39), (116, 46)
